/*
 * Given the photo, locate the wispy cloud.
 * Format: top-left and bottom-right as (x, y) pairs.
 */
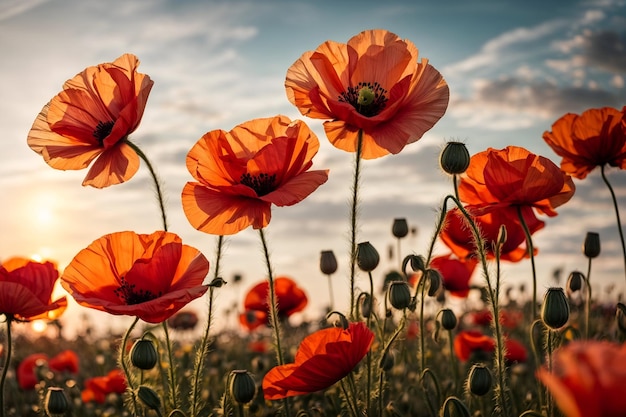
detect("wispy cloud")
(0, 0), (49, 21)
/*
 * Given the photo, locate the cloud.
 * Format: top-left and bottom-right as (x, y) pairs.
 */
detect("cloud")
(0, 0), (48, 21)
(449, 77), (622, 130)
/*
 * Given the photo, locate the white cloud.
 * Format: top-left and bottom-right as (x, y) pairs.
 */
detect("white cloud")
(0, 0), (49, 21)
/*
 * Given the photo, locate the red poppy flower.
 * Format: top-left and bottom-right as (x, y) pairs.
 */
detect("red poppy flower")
(0, 257), (67, 321)
(27, 54), (153, 188)
(543, 107), (626, 179)
(537, 341), (626, 417)
(262, 322), (374, 399)
(440, 206), (544, 262)
(454, 330), (495, 362)
(505, 338), (528, 363)
(429, 253), (477, 297)
(81, 369), (127, 404)
(61, 231), (210, 323)
(182, 115), (329, 235)
(17, 353), (49, 390)
(48, 350), (79, 374)
(459, 146), (575, 223)
(285, 29), (449, 159)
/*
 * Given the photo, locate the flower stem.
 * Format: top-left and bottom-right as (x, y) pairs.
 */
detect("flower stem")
(125, 139), (168, 231)
(258, 228), (291, 417)
(349, 130), (364, 320)
(190, 235), (223, 417)
(120, 316), (140, 412)
(601, 164), (626, 285)
(516, 206), (538, 319)
(0, 317), (12, 417)
(162, 321), (179, 410)
(585, 259), (593, 340)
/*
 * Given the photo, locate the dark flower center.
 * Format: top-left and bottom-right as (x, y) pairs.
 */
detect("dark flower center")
(113, 277), (161, 305)
(240, 172), (277, 196)
(93, 120), (115, 145)
(339, 82), (388, 117)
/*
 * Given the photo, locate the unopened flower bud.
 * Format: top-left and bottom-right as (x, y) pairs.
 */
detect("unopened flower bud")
(392, 218), (409, 239)
(566, 271), (584, 294)
(440, 308), (458, 330)
(208, 277), (227, 287)
(583, 232), (601, 258)
(388, 281), (411, 310)
(541, 287), (570, 330)
(326, 311), (350, 330)
(467, 364), (492, 396)
(497, 225), (507, 247)
(320, 250), (338, 275)
(440, 141), (471, 175)
(131, 339), (158, 370)
(425, 269), (443, 297)
(137, 385), (161, 411)
(359, 293), (372, 318)
(356, 242), (380, 272)
(44, 387), (69, 416)
(229, 370), (257, 405)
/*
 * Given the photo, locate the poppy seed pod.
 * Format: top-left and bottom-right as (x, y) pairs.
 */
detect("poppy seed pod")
(440, 308), (458, 330)
(388, 281), (412, 310)
(44, 387), (69, 416)
(320, 250), (338, 275)
(425, 269), (443, 297)
(583, 232), (601, 258)
(566, 271), (584, 294)
(379, 350), (395, 372)
(541, 287), (570, 330)
(130, 339), (158, 370)
(356, 242), (380, 272)
(230, 370), (257, 405)
(440, 141), (471, 175)
(359, 293), (373, 319)
(392, 218), (409, 238)
(467, 364), (492, 396)
(137, 385), (162, 411)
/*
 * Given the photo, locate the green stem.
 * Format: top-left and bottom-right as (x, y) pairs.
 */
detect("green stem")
(190, 235), (223, 417)
(516, 206), (537, 320)
(258, 228), (291, 417)
(585, 260), (592, 340)
(601, 164), (626, 285)
(546, 330), (554, 417)
(120, 317), (140, 412)
(339, 379), (358, 417)
(162, 321), (179, 410)
(349, 130), (364, 320)
(0, 317), (11, 417)
(447, 329), (459, 395)
(327, 274), (335, 312)
(125, 139), (168, 231)
(366, 271), (374, 415)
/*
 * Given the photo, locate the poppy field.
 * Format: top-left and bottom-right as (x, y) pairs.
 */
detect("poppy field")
(2, 29), (626, 417)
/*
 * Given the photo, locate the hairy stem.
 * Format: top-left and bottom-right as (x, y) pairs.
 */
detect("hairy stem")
(601, 164), (626, 285)
(349, 130), (364, 320)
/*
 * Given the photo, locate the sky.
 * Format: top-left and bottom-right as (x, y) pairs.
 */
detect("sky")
(1, 0), (625, 338)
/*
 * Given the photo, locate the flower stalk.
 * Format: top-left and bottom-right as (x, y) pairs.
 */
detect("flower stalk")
(349, 130), (364, 320)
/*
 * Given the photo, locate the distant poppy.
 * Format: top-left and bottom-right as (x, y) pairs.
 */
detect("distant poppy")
(239, 277), (308, 330)
(182, 115), (329, 235)
(459, 146), (575, 223)
(440, 206), (544, 262)
(543, 107), (626, 179)
(505, 338), (528, 363)
(167, 310), (199, 331)
(454, 330), (495, 362)
(454, 330), (527, 363)
(16, 353), (48, 390)
(262, 322), (374, 399)
(286, 29), (449, 159)
(537, 341), (626, 417)
(48, 350), (79, 374)
(469, 309), (523, 330)
(27, 54), (153, 188)
(61, 231), (210, 323)
(0, 257), (67, 322)
(429, 253), (477, 297)
(81, 369), (127, 404)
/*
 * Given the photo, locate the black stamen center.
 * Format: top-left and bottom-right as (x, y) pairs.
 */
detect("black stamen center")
(93, 121), (115, 145)
(113, 277), (161, 305)
(338, 82), (388, 117)
(240, 172), (277, 196)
